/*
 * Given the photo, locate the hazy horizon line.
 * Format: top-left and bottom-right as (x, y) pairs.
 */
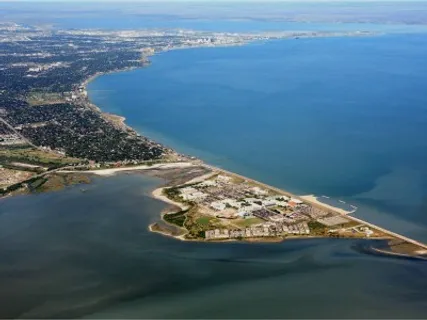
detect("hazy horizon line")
(1, 0), (426, 2)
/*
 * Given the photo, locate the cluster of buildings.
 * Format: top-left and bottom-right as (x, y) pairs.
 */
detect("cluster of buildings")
(180, 186), (207, 201)
(0, 133), (26, 146)
(172, 173), (361, 241)
(27, 62), (67, 73)
(205, 222), (311, 240)
(176, 174), (302, 216)
(174, 174), (341, 240)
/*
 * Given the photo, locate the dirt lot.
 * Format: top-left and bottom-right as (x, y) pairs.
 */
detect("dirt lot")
(0, 167), (34, 188)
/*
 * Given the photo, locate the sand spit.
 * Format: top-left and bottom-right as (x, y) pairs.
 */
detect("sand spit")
(59, 162), (194, 176)
(300, 194), (354, 215)
(152, 187), (189, 211)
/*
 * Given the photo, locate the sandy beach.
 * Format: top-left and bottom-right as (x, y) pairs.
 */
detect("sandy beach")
(151, 187), (190, 211)
(370, 247), (427, 260)
(150, 169), (217, 211)
(59, 162), (195, 176)
(300, 194), (354, 215)
(181, 171), (217, 185)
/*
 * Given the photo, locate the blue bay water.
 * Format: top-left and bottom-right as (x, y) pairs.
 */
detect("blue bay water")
(89, 33), (427, 242)
(1, 175), (426, 318)
(45, 17), (427, 34)
(1, 14), (426, 318)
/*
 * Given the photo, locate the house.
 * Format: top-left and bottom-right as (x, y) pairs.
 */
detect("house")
(251, 186), (268, 196)
(180, 187), (198, 195)
(222, 199), (241, 209)
(246, 203), (262, 212)
(198, 180), (217, 187)
(289, 198), (303, 205)
(216, 175), (231, 183)
(237, 211), (250, 218)
(182, 191), (206, 201)
(269, 215), (287, 223)
(210, 201), (226, 211)
(288, 198), (304, 208)
(262, 199), (277, 207)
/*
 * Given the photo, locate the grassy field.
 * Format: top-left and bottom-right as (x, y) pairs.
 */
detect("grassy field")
(26, 92), (66, 106)
(196, 216), (212, 226)
(233, 217), (264, 228)
(0, 146), (80, 167)
(307, 221), (329, 236)
(163, 210), (187, 227)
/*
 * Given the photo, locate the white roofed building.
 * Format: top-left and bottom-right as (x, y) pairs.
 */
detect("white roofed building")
(251, 187), (268, 196)
(210, 201), (226, 211)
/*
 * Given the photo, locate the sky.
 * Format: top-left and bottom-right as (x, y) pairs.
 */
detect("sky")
(4, 0), (423, 1)
(2, 0), (426, 27)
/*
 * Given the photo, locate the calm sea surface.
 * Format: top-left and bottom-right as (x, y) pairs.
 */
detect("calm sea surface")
(2, 20), (427, 318)
(0, 175), (426, 318)
(89, 33), (427, 243)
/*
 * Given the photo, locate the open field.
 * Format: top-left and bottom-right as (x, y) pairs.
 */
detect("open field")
(233, 217), (264, 228)
(26, 92), (67, 106)
(0, 146), (80, 167)
(0, 167), (34, 188)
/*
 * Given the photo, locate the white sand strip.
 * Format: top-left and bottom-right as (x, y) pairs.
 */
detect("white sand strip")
(299, 194), (353, 215)
(151, 187), (189, 211)
(59, 162), (194, 176)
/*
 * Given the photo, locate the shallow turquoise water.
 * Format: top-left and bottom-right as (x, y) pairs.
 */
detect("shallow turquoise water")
(89, 33), (427, 242)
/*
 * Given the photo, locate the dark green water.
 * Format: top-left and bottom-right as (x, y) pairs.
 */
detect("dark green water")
(1, 175), (426, 318)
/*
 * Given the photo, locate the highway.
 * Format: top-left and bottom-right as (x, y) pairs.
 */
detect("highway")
(0, 116), (38, 149)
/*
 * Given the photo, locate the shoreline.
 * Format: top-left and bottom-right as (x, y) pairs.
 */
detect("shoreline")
(370, 247), (427, 261)
(144, 165), (415, 252)
(59, 162), (195, 176)
(299, 194), (355, 215)
(152, 186), (190, 211)
(69, 35), (427, 255)
(51, 161), (427, 257)
(148, 219), (393, 245)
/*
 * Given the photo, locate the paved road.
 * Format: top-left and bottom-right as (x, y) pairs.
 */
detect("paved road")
(0, 116), (38, 149)
(2, 165), (86, 192)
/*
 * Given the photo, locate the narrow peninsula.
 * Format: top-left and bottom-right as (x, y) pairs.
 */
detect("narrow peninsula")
(1, 23), (426, 260)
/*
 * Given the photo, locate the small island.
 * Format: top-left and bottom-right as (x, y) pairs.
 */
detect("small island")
(135, 162), (427, 260)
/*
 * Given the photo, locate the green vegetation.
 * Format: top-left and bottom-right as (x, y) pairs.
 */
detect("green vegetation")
(163, 187), (181, 199)
(35, 173), (91, 193)
(234, 217), (264, 228)
(0, 175), (46, 195)
(28, 177), (48, 190)
(163, 184), (201, 205)
(308, 221), (328, 236)
(163, 210), (188, 227)
(26, 92), (66, 106)
(185, 210), (225, 239)
(196, 216), (213, 226)
(0, 146), (80, 168)
(0, 172), (91, 196)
